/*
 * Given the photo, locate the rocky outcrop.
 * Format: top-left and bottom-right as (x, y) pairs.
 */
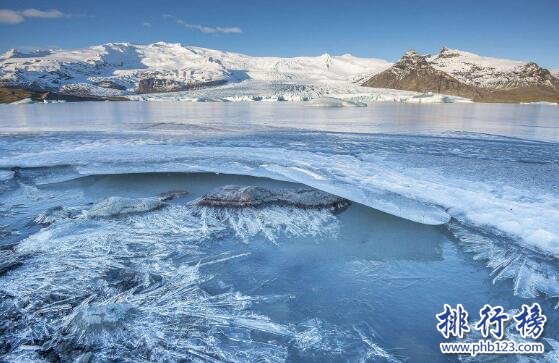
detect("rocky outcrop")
(362, 48), (559, 103)
(136, 77), (227, 94)
(0, 87), (127, 103)
(159, 190), (189, 201)
(0, 87), (44, 103)
(93, 80), (127, 90)
(197, 185), (350, 211)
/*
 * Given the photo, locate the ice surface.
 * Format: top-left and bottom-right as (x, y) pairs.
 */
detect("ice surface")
(520, 101), (558, 106)
(458, 308), (559, 362)
(1, 128), (557, 255)
(1, 208), (264, 360)
(1, 182), (404, 361)
(304, 97), (367, 107)
(0, 169), (14, 181)
(1, 102), (558, 361)
(34, 205), (81, 225)
(1, 169), (557, 361)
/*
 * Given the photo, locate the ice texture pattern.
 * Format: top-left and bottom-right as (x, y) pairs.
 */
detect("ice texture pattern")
(0, 102), (558, 362)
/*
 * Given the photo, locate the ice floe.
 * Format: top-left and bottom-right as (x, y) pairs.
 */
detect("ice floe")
(86, 196), (165, 218)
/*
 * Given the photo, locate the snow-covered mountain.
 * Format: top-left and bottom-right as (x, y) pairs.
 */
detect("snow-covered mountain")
(362, 48), (559, 103)
(0, 42), (390, 98)
(429, 48), (556, 89)
(1, 42), (556, 104)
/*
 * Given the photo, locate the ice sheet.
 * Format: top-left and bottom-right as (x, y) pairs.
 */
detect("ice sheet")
(1, 130), (557, 258)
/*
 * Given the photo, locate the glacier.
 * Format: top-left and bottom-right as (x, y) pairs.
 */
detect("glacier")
(0, 42), (472, 104)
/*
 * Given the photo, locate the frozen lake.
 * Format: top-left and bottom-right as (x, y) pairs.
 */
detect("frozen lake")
(0, 101), (558, 362)
(1, 101), (559, 142)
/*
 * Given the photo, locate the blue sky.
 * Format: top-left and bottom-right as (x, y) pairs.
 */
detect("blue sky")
(1, 0), (558, 68)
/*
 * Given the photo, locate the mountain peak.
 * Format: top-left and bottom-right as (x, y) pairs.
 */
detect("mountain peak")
(436, 47), (467, 59)
(396, 49), (428, 68)
(0, 49), (16, 59)
(1, 48), (53, 59)
(403, 49), (418, 57)
(151, 41), (183, 48)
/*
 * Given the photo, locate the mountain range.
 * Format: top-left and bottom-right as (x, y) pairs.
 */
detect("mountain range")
(0, 42), (557, 104)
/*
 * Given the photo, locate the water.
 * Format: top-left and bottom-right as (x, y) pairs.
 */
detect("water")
(0, 102), (558, 362)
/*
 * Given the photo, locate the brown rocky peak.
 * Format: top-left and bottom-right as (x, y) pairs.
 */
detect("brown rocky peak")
(400, 49), (424, 62)
(437, 47), (460, 59)
(392, 50), (430, 74)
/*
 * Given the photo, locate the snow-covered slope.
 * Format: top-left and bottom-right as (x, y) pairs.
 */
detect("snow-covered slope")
(0, 42), (391, 97)
(429, 47), (557, 89)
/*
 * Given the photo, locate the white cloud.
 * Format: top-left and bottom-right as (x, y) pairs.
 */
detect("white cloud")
(21, 9), (64, 19)
(0, 10), (24, 24)
(142, 21), (152, 27)
(163, 14), (242, 34)
(0, 8), (65, 24)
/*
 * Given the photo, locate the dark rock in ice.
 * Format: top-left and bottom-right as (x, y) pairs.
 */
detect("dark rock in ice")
(197, 185), (350, 211)
(93, 79), (127, 90)
(34, 206), (81, 225)
(0, 250), (24, 276)
(159, 189), (189, 201)
(87, 196), (165, 218)
(137, 77), (227, 94)
(198, 185), (274, 207)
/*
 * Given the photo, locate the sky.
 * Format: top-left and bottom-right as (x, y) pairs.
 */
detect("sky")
(1, 0), (558, 68)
